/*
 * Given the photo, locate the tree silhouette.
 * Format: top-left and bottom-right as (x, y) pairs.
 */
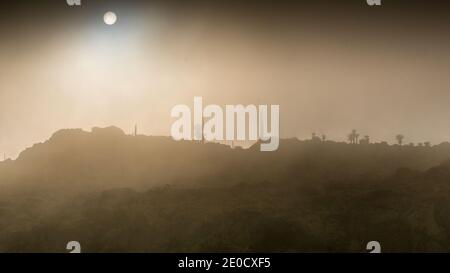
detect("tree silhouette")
(360, 135), (370, 144)
(311, 133), (321, 142)
(348, 130), (359, 144)
(396, 134), (405, 146)
(347, 134), (353, 144)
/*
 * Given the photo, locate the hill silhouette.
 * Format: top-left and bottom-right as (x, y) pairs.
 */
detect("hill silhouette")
(2, 126), (450, 192)
(2, 126), (450, 252)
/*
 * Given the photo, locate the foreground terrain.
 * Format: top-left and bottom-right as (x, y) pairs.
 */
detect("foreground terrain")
(1, 127), (450, 252)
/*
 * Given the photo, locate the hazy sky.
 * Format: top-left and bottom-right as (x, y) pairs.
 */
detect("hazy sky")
(0, 0), (450, 158)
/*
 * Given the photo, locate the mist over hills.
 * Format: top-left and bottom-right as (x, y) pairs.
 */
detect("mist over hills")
(2, 126), (450, 252)
(2, 126), (450, 193)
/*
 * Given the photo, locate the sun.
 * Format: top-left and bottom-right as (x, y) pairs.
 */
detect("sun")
(104, 11), (117, 25)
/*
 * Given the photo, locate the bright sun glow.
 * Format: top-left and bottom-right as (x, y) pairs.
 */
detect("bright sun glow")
(104, 11), (117, 25)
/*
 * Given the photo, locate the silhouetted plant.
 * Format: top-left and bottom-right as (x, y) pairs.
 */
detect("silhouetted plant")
(311, 133), (321, 142)
(396, 134), (405, 146)
(347, 134), (353, 144)
(348, 129), (359, 144)
(360, 135), (370, 144)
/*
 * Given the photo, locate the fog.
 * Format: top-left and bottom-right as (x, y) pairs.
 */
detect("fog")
(1, 0), (449, 158)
